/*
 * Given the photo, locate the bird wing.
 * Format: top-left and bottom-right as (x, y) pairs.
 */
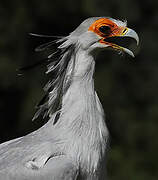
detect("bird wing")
(0, 155), (79, 180)
(0, 133), (79, 180)
(0, 138), (79, 179)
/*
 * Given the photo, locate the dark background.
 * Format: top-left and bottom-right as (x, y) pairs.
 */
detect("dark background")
(0, 0), (158, 179)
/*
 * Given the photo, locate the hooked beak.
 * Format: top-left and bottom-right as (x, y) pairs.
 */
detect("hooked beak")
(102, 28), (139, 57)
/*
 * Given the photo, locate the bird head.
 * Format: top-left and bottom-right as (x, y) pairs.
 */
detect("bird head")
(69, 17), (139, 57)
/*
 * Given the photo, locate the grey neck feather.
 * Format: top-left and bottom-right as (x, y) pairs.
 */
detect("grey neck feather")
(34, 35), (109, 175)
(47, 47), (108, 174)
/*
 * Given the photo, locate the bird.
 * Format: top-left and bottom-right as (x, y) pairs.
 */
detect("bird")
(0, 17), (139, 180)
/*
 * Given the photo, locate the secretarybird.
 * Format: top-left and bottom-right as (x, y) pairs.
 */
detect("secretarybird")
(0, 17), (139, 180)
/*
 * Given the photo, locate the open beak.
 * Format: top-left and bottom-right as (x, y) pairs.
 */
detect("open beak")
(103, 28), (139, 57)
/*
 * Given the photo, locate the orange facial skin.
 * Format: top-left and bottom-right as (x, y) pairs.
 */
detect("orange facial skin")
(89, 18), (125, 38)
(88, 18), (127, 48)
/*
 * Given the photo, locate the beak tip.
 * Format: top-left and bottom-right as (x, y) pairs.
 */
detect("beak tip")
(136, 36), (139, 46)
(137, 39), (139, 46)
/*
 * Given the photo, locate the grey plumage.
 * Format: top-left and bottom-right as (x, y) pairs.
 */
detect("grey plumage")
(33, 17), (103, 121)
(0, 17), (139, 180)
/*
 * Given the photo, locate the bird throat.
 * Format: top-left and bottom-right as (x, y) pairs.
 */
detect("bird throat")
(53, 49), (108, 175)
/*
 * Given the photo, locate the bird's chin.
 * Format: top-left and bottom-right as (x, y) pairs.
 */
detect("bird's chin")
(107, 43), (135, 57)
(100, 36), (136, 57)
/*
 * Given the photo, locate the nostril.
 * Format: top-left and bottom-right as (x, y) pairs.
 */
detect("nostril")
(122, 28), (127, 34)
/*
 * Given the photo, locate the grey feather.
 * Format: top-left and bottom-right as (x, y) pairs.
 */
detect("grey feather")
(0, 17), (114, 180)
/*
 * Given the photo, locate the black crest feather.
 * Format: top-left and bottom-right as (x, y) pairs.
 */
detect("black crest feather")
(31, 35), (75, 122)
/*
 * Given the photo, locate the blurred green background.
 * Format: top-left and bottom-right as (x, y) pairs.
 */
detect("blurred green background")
(0, 0), (158, 179)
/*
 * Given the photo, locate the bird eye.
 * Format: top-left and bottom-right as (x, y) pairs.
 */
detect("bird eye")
(99, 26), (111, 35)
